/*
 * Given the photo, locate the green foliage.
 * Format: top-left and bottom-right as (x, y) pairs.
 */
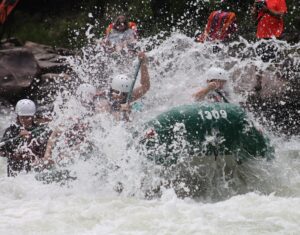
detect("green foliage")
(2, 0), (298, 48)
(11, 11), (89, 48)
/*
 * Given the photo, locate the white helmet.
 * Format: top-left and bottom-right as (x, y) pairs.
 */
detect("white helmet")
(111, 74), (133, 93)
(76, 83), (97, 103)
(206, 67), (229, 82)
(15, 99), (36, 116)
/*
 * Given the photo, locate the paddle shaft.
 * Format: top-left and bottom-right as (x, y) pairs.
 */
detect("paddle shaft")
(215, 89), (229, 103)
(0, 126), (46, 148)
(126, 60), (142, 103)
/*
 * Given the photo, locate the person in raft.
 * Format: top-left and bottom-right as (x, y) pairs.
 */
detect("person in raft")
(42, 83), (99, 164)
(0, 99), (54, 176)
(251, 0), (287, 62)
(192, 67), (230, 103)
(103, 15), (138, 53)
(96, 51), (150, 121)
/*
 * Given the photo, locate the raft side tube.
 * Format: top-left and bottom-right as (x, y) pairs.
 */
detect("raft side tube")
(143, 103), (274, 165)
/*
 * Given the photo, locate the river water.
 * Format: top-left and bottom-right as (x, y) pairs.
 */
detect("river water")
(0, 33), (300, 235)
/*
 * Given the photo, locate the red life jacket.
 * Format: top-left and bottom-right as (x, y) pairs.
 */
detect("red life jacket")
(256, 0), (287, 39)
(196, 11), (237, 43)
(105, 21), (137, 37)
(0, 0), (19, 25)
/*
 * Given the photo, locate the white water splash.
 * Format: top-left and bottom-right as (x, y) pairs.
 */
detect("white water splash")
(0, 32), (299, 234)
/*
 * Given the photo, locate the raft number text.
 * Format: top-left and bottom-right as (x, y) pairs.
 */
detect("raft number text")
(198, 110), (227, 120)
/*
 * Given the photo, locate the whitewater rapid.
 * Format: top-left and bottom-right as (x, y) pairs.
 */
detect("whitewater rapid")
(0, 33), (299, 235)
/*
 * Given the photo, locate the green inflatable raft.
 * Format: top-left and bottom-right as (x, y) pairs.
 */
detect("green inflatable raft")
(142, 103), (274, 166)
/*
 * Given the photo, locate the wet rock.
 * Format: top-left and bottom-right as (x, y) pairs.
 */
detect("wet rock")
(0, 47), (40, 99)
(24, 41), (71, 74)
(24, 41), (73, 56)
(0, 37), (23, 49)
(34, 53), (58, 61)
(0, 39), (73, 104)
(37, 60), (67, 74)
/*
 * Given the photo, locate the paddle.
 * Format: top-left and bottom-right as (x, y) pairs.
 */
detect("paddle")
(215, 89), (230, 103)
(120, 59), (142, 121)
(126, 59), (142, 103)
(0, 126), (47, 148)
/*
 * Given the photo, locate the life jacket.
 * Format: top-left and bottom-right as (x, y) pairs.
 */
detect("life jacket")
(0, 123), (52, 176)
(206, 90), (229, 103)
(196, 11), (237, 43)
(0, 0), (19, 25)
(105, 22), (137, 45)
(105, 21), (137, 37)
(256, 0), (287, 39)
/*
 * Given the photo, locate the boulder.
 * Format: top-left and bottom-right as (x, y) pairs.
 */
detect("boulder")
(24, 41), (73, 56)
(37, 60), (68, 74)
(0, 40), (73, 103)
(0, 48), (40, 99)
(24, 41), (70, 74)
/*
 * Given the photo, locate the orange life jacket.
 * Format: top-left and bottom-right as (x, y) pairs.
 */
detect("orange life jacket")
(105, 21), (137, 37)
(196, 11), (237, 43)
(0, 0), (19, 25)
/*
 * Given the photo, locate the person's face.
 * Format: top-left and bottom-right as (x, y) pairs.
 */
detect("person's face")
(115, 16), (127, 32)
(209, 79), (227, 89)
(110, 89), (127, 101)
(18, 116), (34, 128)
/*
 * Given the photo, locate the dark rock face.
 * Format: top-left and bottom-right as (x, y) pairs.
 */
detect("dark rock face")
(24, 41), (71, 74)
(0, 39), (73, 104)
(0, 48), (40, 98)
